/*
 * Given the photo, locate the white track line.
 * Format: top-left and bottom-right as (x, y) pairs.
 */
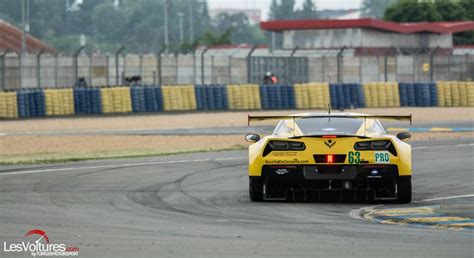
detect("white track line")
(420, 194), (474, 202)
(0, 157), (247, 176)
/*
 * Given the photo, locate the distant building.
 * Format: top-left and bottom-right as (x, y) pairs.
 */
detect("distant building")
(0, 20), (56, 54)
(260, 18), (474, 55)
(209, 8), (261, 24)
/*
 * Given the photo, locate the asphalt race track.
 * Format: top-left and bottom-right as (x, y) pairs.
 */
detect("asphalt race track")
(0, 139), (473, 257)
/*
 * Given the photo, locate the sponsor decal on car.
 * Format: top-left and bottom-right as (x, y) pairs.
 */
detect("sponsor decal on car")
(375, 151), (390, 163)
(265, 158), (309, 164)
(271, 151), (298, 157)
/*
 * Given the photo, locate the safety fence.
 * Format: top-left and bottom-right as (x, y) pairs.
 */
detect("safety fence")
(0, 81), (473, 119)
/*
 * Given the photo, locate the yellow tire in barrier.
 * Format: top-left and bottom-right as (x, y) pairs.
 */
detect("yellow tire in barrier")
(370, 83), (379, 107)
(322, 83), (330, 108)
(294, 84), (305, 109)
(444, 82), (452, 107)
(294, 83), (329, 109)
(362, 83), (373, 108)
(451, 81), (460, 107)
(458, 82), (468, 107)
(378, 82), (388, 107)
(436, 81), (446, 107)
(162, 85), (196, 111)
(226, 84), (260, 110)
(467, 82), (474, 107)
(0, 92), (18, 118)
(100, 87), (131, 113)
(391, 82), (400, 107)
(44, 89), (74, 116)
(385, 82), (394, 107)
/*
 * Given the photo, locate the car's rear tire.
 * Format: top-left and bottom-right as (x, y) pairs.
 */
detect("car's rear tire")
(396, 176), (412, 204)
(249, 176), (263, 202)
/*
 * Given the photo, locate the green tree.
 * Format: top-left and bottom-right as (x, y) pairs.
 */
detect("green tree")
(92, 2), (127, 42)
(268, 0), (297, 20)
(296, 0), (318, 19)
(199, 28), (233, 45)
(384, 0), (442, 22)
(211, 12), (265, 45)
(433, 0), (466, 21)
(384, 0), (474, 44)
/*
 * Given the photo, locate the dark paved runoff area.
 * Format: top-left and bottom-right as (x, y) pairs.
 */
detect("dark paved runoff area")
(0, 139), (473, 257)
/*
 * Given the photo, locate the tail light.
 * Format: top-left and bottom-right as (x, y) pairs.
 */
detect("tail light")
(354, 140), (397, 156)
(263, 141), (306, 156)
(355, 140), (391, 150)
(327, 155), (333, 163)
(268, 141), (306, 151)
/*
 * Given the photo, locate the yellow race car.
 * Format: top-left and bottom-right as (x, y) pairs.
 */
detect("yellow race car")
(245, 112), (412, 203)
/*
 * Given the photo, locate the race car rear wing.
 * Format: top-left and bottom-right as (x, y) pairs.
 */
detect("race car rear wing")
(248, 114), (412, 126)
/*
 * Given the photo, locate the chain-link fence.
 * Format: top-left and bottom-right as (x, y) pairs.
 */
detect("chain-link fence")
(1, 48), (473, 90)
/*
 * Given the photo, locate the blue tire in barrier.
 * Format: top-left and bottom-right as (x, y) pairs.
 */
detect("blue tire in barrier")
(219, 84), (228, 110)
(196, 84), (229, 111)
(429, 82), (438, 107)
(144, 86), (155, 112)
(131, 87), (141, 112)
(398, 83), (408, 107)
(214, 85), (224, 110)
(17, 91), (27, 118)
(280, 85), (289, 109)
(286, 84), (296, 109)
(329, 84), (338, 110)
(16, 90), (45, 117)
(260, 84), (269, 109)
(342, 84), (351, 109)
(195, 85), (205, 110)
(406, 83), (416, 106)
(74, 88), (102, 115)
(356, 83), (365, 108)
(152, 86), (163, 112)
(415, 83), (431, 107)
(207, 85), (216, 110)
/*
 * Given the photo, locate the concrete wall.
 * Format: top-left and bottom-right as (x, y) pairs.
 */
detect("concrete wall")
(283, 28), (452, 49)
(283, 28), (363, 49)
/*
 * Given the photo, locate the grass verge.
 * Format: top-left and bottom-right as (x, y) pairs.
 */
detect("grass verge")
(0, 145), (247, 165)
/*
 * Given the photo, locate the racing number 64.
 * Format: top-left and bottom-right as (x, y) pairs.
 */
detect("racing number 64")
(348, 151), (360, 164)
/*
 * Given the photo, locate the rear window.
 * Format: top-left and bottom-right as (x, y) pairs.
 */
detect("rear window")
(296, 117), (364, 135)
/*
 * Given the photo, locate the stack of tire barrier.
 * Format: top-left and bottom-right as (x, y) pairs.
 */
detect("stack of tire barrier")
(259, 84), (296, 109)
(398, 82), (437, 107)
(329, 83), (365, 109)
(227, 84), (261, 110)
(16, 89), (46, 118)
(73, 88), (102, 115)
(294, 83), (330, 109)
(44, 89), (74, 116)
(436, 81), (474, 107)
(100, 87), (132, 114)
(363, 82), (400, 107)
(0, 92), (18, 118)
(130, 85), (163, 112)
(161, 85), (197, 111)
(195, 84), (228, 110)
